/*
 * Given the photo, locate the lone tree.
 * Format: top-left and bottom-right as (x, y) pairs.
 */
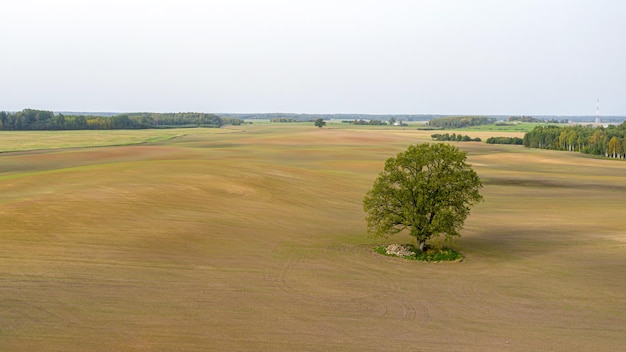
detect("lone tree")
(363, 143), (482, 251)
(314, 118), (326, 128)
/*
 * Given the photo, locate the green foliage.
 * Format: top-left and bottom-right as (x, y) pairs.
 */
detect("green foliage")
(508, 116), (568, 124)
(459, 122), (541, 132)
(0, 109), (229, 130)
(218, 112), (437, 122)
(373, 245), (463, 262)
(524, 123), (626, 158)
(271, 117), (299, 123)
(314, 118), (326, 128)
(508, 116), (542, 123)
(363, 143), (483, 251)
(344, 119), (386, 125)
(485, 136), (524, 145)
(220, 117), (243, 125)
(431, 133), (481, 142)
(372, 246), (388, 256)
(428, 116), (496, 129)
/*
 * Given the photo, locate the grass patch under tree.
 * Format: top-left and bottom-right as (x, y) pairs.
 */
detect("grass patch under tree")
(373, 243), (463, 262)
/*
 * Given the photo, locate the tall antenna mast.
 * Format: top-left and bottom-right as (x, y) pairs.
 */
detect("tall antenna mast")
(595, 98), (600, 125)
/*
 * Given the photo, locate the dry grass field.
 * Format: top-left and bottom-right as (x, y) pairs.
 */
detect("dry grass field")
(1, 125), (625, 351)
(0, 129), (186, 153)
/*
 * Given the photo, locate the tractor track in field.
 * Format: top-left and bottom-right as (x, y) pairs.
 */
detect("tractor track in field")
(262, 242), (432, 322)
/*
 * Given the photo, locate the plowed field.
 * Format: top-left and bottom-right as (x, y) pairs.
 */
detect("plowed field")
(1, 125), (624, 351)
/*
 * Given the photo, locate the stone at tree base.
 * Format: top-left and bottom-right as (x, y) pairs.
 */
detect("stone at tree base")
(385, 244), (416, 257)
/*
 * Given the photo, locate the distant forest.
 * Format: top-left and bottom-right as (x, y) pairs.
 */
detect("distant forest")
(0, 109), (242, 130)
(431, 133), (481, 142)
(486, 136), (524, 145)
(508, 116), (568, 124)
(524, 123), (626, 158)
(217, 113), (441, 122)
(428, 116), (496, 128)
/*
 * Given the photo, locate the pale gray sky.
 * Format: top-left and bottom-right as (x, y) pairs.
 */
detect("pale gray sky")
(1, 0), (625, 115)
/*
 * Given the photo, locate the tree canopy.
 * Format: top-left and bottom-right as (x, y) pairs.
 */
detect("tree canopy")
(314, 118), (326, 128)
(431, 133), (481, 142)
(523, 123), (626, 158)
(428, 116), (495, 128)
(363, 143), (483, 251)
(0, 109), (242, 130)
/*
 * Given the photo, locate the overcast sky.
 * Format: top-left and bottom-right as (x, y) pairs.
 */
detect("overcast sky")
(1, 0), (625, 115)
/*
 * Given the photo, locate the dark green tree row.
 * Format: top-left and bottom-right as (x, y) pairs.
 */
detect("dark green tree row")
(508, 116), (541, 123)
(270, 117), (300, 123)
(0, 109), (242, 130)
(431, 133), (481, 142)
(485, 136), (524, 145)
(428, 116), (496, 128)
(344, 119), (386, 125)
(507, 116), (568, 124)
(220, 117), (242, 126)
(524, 123), (626, 158)
(219, 113), (441, 122)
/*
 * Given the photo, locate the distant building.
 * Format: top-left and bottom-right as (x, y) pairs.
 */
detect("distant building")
(393, 119), (407, 126)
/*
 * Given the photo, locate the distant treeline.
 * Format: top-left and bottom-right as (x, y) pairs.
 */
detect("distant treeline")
(218, 113), (439, 122)
(486, 136), (524, 145)
(427, 115), (570, 129)
(508, 116), (541, 123)
(343, 119), (386, 126)
(428, 116), (496, 128)
(0, 109), (242, 130)
(524, 123), (626, 158)
(508, 116), (569, 124)
(217, 113), (625, 124)
(270, 117), (300, 122)
(431, 133), (481, 142)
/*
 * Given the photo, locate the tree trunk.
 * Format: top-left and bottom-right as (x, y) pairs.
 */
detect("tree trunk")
(418, 240), (426, 252)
